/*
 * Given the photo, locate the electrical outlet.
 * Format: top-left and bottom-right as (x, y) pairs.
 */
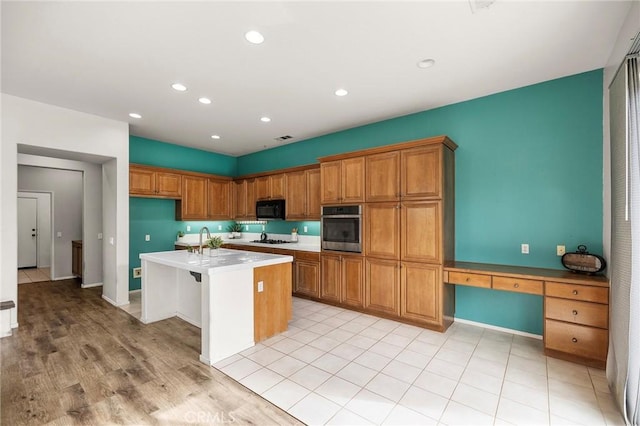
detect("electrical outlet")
(557, 245), (566, 256)
(521, 243), (529, 254)
(57, 231), (62, 238)
(98, 233), (103, 240)
(218, 225), (222, 230)
(186, 225), (191, 231)
(257, 281), (264, 292)
(303, 226), (308, 233)
(262, 225), (266, 231)
(145, 234), (150, 241)
(133, 267), (142, 278)
(245, 225), (249, 231)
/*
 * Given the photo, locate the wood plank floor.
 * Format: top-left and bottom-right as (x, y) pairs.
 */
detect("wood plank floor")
(1, 279), (302, 425)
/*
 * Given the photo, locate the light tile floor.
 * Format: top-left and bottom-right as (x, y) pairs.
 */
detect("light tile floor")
(214, 297), (625, 426)
(120, 290), (142, 319)
(17, 267), (50, 283)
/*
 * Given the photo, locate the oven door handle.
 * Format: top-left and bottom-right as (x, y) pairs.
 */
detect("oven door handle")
(321, 215), (361, 219)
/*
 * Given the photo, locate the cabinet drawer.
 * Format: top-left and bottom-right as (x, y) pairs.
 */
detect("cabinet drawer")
(296, 251), (320, 262)
(447, 271), (491, 288)
(545, 281), (608, 304)
(545, 319), (608, 361)
(493, 276), (543, 295)
(545, 297), (608, 328)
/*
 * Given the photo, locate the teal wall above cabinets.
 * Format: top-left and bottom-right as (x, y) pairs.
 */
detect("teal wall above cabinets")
(130, 135), (237, 176)
(237, 70), (604, 335)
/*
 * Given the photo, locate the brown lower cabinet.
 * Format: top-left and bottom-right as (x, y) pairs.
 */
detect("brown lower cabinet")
(320, 253), (364, 307)
(365, 257), (400, 316)
(400, 262), (441, 326)
(295, 252), (320, 298)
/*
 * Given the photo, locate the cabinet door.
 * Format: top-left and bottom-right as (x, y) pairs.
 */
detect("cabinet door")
(321, 254), (342, 303)
(342, 255), (364, 308)
(401, 262), (440, 325)
(208, 179), (232, 220)
(233, 180), (247, 218)
(342, 157), (365, 203)
(295, 260), (320, 298)
(365, 258), (400, 315)
(366, 151), (399, 202)
(156, 172), (182, 198)
(179, 176), (208, 220)
(401, 145), (442, 199)
(286, 171), (307, 220)
(129, 167), (156, 195)
(306, 168), (321, 219)
(321, 161), (341, 204)
(365, 203), (400, 259)
(255, 176), (271, 200)
(270, 174), (286, 199)
(246, 179), (256, 218)
(401, 201), (441, 263)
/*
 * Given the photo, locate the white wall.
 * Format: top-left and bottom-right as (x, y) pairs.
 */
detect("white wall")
(1, 94), (130, 328)
(18, 154), (104, 286)
(18, 166), (82, 279)
(603, 2), (640, 270)
(17, 191), (52, 269)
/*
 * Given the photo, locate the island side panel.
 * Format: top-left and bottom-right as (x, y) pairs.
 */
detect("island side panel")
(254, 262), (292, 342)
(200, 269), (254, 365)
(141, 259), (179, 324)
(176, 268), (202, 327)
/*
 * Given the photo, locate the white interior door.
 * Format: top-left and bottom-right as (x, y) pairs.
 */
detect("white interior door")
(18, 197), (38, 268)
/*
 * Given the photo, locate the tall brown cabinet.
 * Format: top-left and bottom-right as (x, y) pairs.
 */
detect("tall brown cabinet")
(319, 135), (456, 332)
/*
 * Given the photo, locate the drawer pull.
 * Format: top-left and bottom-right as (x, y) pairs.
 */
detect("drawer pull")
(466, 277), (470, 282)
(513, 283), (519, 288)
(572, 310), (578, 315)
(572, 290), (578, 295)
(572, 337), (578, 343)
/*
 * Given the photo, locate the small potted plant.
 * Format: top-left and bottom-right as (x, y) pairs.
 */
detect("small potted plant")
(227, 222), (243, 239)
(206, 236), (224, 256)
(177, 231), (185, 242)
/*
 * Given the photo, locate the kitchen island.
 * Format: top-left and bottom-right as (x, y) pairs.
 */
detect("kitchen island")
(139, 248), (293, 365)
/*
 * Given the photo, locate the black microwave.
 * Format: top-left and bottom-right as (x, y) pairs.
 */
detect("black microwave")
(256, 199), (286, 220)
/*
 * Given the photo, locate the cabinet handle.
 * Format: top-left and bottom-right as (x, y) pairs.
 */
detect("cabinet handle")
(572, 290), (578, 295)
(465, 277), (470, 282)
(513, 283), (519, 288)
(572, 338), (578, 343)
(572, 310), (578, 315)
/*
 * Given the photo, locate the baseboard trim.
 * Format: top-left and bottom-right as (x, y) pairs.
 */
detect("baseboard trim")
(129, 289), (141, 294)
(454, 317), (543, 340)
(101, 294), (118, 306)
(177, 313), (201, 328)
(81, 282), (103, 289)
(11, 322), (19, 329)
(54, 275), (76, 281)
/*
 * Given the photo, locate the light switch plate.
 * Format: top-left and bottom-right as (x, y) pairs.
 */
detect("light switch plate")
(258, 281), (264, 292)
(133, 267), (142, 278)
(521, 243), (529, 254)
(145, 234), (150, 241)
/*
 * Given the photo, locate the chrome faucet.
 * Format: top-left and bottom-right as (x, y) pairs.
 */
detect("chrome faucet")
(198, 226), (212, 254)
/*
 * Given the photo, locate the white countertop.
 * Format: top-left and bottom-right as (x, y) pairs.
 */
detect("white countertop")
(140, 248), (294, 274)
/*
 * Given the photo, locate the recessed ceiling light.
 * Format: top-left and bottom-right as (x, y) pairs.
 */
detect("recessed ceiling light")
(198, 97), (212, 104)
(260, 116), (271, 123)
(211, 135), (221, 140)
(129, 113), (142, 119)
(417, 59), (436, 69)
(245, 30), (265, 44)
(335, 89), (349, 97)
(171, 83), (187, 92)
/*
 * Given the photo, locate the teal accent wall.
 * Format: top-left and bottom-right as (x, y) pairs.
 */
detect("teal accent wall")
(236, 70), (604, 335)
(130, 135), (237, 176)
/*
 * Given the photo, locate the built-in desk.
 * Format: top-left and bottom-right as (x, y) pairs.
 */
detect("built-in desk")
(444, 261), (609, 368)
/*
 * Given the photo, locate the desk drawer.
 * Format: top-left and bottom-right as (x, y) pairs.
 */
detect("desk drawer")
(447, 271), (491, 288)
(545, 297), (608, 328)
(545, 281), (608, 303)
(493, 276), (543, 295)
(545, 319), (608, 361)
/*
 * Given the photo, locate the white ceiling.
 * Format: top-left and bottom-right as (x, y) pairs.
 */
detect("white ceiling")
(2, 1), (633, 157)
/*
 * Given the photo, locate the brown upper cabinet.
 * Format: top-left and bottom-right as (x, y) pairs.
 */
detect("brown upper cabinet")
(208, 178), (232, 220)
(320, 157), (365, 204)
(366, 151), (400, 202)
(286, 167), (321, 220)
(256, 173), (286, 200)
(130, 164), (182, 198)
(176, 175), (208, 220)
(401, 145), (443, 200)
(233, 180), (248, 219)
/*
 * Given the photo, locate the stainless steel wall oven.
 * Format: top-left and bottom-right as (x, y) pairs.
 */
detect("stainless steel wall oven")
(321, 205), (362, 253)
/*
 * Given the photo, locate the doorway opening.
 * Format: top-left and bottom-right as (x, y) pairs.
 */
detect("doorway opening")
(17, 191), (53, 283)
